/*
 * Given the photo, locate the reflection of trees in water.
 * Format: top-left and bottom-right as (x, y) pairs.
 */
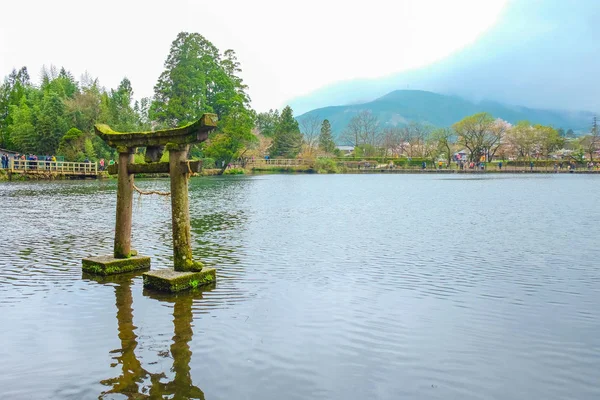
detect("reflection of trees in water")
(84, 273), (207, 399)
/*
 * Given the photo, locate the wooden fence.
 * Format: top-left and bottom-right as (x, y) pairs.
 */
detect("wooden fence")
(246, 159), (311, 167)
(7, 159), (98, 176)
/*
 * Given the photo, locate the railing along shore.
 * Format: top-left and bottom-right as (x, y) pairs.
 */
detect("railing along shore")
(6, 159), (98, 175)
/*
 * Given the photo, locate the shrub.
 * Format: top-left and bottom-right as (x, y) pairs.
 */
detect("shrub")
(223, 167), (245, 175)
(315, 158), (338, 173)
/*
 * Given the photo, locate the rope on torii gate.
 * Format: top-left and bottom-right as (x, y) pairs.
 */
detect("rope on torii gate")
(133, 184), (171, 196)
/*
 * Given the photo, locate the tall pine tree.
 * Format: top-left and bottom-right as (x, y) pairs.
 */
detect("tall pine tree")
(318, 119), (336, 153)
(149, 32), (252, 128)
(270, 106), (302, 158)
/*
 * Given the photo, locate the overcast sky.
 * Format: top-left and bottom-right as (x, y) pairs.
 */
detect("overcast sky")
(0, 0), (507, 112)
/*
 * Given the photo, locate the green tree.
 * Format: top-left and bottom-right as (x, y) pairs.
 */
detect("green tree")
(150, 32), (252, 149)
(8, 96), (36, 153)
(536, 124), (564, 159)
(65, 77), (102, 133)
(150, 32), (222, 127)
(105, 77), (139, 132)
(36, 91), (68, 154)
(270, 106), (302, 158)
(0, 67), (31, 149)
(430, 127), (455, 166)
(256, 109), (279, 137)
(453, 112), (507, 162)
(507, 120), (537, 159)
(57, 127), (85, 161)
(318, 119), (336, 153)
(204, 106), (257, 172)
(41, 66), (79, 99)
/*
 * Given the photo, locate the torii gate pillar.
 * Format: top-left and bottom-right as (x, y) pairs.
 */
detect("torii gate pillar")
(82, 114), (218, 292)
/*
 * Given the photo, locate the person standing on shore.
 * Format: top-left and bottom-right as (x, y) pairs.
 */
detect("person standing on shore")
(530, 161), (534, 172)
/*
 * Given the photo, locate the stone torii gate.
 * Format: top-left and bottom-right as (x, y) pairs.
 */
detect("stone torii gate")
(82, 113), (218, 292)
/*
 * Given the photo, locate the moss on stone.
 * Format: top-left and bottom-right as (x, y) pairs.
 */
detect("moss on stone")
(143, 268), (216, 293)
(82, 254), (151, 276)
(94, 114), (218, 148)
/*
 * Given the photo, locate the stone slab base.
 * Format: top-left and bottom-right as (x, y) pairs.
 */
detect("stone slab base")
(82, 253), (151, 276)
(143, 268), (216, 292)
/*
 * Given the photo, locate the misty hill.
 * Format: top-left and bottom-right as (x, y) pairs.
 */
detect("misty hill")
(296, 90), (594, 138)
(289, 0), (600, 117)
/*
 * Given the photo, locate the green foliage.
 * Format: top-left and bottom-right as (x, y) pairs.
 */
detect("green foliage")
(0, 67), (31, 149)
(1, 66), (153, 158)
(204, 106), (257, 170)
(315, 157), (338, 173)
(223, 167), (245, 175)
(2, 32), (251, 163)
(318, 119), (336, 153)
(353, 144), (380, 157)
(270, 105), (302, 158)
(256, 109), (279, 137)
(8, 95), (36, 152)
(36, 91), (69, 154)
(453, 112), (506, 162)
(57, 128), (84, 161)
(200, 157), (215, 168)
(104, 77), (140, 132)
(150, 32), (250, 128)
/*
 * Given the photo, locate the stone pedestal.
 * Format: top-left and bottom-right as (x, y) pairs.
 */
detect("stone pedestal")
(82, 253), (151, 276)
(143, 268), (215, 293)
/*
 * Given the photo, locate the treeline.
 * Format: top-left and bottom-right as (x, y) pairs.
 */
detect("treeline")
(287, 111), (599, 163)
(0, 32), (255, 168)
(255, 108), (336, 158)
(4, 33), (596, 167)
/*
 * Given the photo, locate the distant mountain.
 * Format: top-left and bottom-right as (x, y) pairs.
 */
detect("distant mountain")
(296, 90), (594, 139)
(289, 0), (600, 116)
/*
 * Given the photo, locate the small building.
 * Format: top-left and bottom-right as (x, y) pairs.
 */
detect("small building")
(453, 149), (469, 161)
(336, 145), (354, 156)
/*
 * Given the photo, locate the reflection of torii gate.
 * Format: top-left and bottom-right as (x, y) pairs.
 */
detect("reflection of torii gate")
(82, 114), (218, 292)
(85, 272), (207, 399)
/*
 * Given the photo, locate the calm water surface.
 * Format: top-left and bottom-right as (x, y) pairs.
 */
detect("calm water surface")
(1, 174), (599, 399)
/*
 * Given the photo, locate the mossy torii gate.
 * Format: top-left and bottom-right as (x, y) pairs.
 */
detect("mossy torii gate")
(82, 114), (218, 292)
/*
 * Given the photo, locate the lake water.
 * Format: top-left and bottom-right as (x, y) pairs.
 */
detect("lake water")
(1, 174), (599, 399)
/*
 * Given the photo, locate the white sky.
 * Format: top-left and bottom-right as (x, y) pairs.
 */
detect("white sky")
(0, 0), (507, 112)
